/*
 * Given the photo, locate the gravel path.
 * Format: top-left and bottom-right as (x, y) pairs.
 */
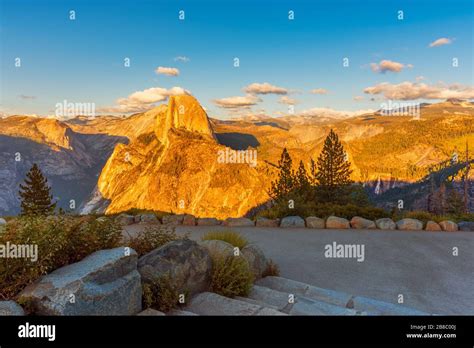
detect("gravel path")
(124, 224), (474, 314)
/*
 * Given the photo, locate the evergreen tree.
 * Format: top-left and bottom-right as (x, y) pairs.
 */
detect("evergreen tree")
(446, 189), (464, 215)
(269, 148), (295, 200)
(19, 163), (56, 215)
(294, 160), (310, 192)
(314, 129), (353, 201)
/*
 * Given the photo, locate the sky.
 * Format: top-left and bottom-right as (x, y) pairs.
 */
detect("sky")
(1, 0), (473, 119)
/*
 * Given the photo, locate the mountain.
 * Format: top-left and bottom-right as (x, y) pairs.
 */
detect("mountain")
(1, 98), (472, 216)
(85, 95), (270, 218)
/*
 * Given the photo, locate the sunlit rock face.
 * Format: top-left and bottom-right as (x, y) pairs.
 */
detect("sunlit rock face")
(96, 95), (270, 219)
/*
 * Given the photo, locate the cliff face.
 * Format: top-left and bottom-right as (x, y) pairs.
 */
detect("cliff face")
(95, 95), (270, 218)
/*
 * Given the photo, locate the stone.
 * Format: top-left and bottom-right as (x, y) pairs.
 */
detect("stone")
(223, 217), (254, 227)
(280, 216), (305, 228)
(167, 309), (198, 316)
(288, 297), (359, 316)
(241, 244), (268, 279)
(95, 216), (109, 223)
(458, 221), (474, 231)
(138, 239), (212, 296)
(196, 218), (221, 226)
(134, 215), (141, 223)
(375, 218), (396, 230)
(182, 214), (196, 226)
(162, 214), (185, 225)
(0, 301), (25, 316)
(185, 292), (285, 316)
(348, 296), (428, 315)
(137, 308), (165, 316)
(439, 220), (458, 232)
(198, 239), (234, 257)
(425, 221), (442, 231)
(0, 217), (7, 225)
(18, 247), (142, 315)
(255, 217), (279, 227)
(305, 216), (325, 229)
(350, 216), (376, 229)
(396, 218), (423, 231)
(326, 216), (350, 229)
(140, 213), (160, 224)
(116, 213), (135, 226)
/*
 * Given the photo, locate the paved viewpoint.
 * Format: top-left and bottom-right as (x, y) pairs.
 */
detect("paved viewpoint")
(160, 226), (473, 315)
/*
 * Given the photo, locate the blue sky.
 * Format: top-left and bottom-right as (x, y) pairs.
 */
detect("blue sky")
(1, 0), (473, 118)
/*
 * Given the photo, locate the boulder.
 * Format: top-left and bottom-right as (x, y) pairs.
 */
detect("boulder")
(396, 218), (423, 231)
(0, 217), (7, 225)
(280, 216), (305, 228)
(196, 218), (221, 226)
(0, 301), (25, 316)
(134, 215), (141, 223)
(326, 216), (350, 229)
(350, 216), (376, 229)
(425, 221), (442, 231)
(19, 247), (142, 315)
(140, 214), (160, 224)
(255, 217), (279, 227)
(199, 239), (234, 257)
(305, 216), (325, 229)
(162, 214), (185, 225)
(375, 218), (396, 230)
(137, 308), (165, 316)
(116, 213), (135, 226)
(241, 244), (268, 279)
(182, 214), (196, 226)
(223, 217), (255, 227)
(138, 239), (212, 296)
(439, 220), (458, 232)
(458, 221), (474, 231)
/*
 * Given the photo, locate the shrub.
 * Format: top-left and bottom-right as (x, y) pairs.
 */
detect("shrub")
(127, 225), (178, 257)
(209, 252), (254, 298)
(258, 202), (389, 221)
(0, 215), (122, 300)
(261, 259), (280, 277)
(202, 230), (248, 250)
(142, 274), (183, 312)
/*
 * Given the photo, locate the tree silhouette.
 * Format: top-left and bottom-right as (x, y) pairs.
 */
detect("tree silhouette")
(269, 148), (295, 200)
(314, 129), (353, 200)
(19, 163), (56, 215)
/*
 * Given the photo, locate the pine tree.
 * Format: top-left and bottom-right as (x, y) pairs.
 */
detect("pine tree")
(269, 148), (295, 200)
(295, 160), (310, 192)
(19, 163), (56, 215)
(314, 129), (353, 200)
(446, 189), (464, 215)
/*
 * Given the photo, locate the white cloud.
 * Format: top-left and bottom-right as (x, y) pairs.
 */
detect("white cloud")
(429, 37), (452, 47)
(310, 88), (328, 95)
(98, 86), (190, 113)
(213, 95), (261, 109)
(364, 81), (474, 100)
(295, 107), (374, 118)
(278, 96), (298, 105)
(243, 82), (288, 95)
(370, 60), (412, 73)
(174, 56), (190, 62)
(155, 66), (180, 76)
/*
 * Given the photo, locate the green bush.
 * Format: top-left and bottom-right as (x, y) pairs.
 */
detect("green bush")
(399, 210), (474, 223)
(209, 252), (254, 298)
(0, 215), (122, 300)
(258, 201), (389, 220)
(262, 259), (280, 277)
(126, 225), (178, 257)
(142, 274), (183, 312)
(202, 230), (248, 250)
